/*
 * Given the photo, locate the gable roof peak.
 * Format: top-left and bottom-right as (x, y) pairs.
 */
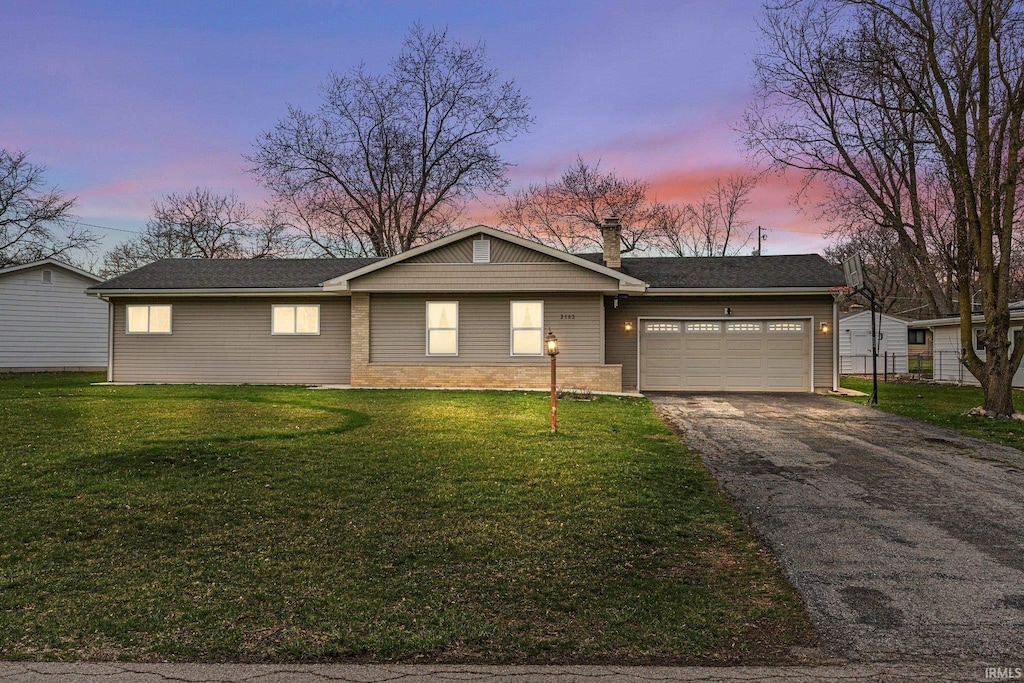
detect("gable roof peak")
(0, 258), (102, 282)
(320, 225), (647, 292)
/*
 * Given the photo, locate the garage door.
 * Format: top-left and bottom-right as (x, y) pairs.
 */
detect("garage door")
(639, 319), (811, 392)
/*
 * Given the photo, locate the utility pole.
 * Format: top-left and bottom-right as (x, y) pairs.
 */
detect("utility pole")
(756, 226), (767, 256)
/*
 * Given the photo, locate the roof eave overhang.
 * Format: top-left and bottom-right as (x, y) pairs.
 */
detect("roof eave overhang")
(320, 225), (647, 292)
(840, 310), (907, 323)
(642, 287), (838, 296)
(0, 258), (102, 282)
(86, 287), (333, 297)
(909, 311), (1024, 328)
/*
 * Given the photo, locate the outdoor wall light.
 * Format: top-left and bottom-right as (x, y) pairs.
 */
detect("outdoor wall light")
(624, 321), (634, 332)
(820, 321), (830, 334)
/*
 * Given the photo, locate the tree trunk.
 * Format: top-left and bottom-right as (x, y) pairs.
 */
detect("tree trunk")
(983, 359), (1016, 416)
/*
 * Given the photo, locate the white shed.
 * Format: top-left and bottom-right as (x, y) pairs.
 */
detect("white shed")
(0, 259), (107, 371)
(839, 310), (909, 374)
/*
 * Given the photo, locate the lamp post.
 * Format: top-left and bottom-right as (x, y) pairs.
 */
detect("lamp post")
(545, 330), (559, 434)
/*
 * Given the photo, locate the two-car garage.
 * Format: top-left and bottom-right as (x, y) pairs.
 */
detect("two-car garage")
(638, 318), (813, 392)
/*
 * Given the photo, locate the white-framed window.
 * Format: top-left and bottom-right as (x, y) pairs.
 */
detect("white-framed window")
(975, 327), (987, 352)
(272, 304), (320, 335)
(426, 301), (458, 355)
(126, 304), (172, 334)
(727, 322), (762, 333)
(510, 301), (544, 356)
(768, 321), (804, 333)
(685, 322), (721, 333)
(908, 329), (926, 345)
(645, 322), (681, 333)
(41, 269), (53, 284)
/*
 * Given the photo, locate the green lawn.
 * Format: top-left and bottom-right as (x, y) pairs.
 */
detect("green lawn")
(841, 376), (1024, 450)
(0, 373), (816, 664)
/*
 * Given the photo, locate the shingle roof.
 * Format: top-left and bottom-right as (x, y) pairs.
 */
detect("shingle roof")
(90, 258), (381, 291)
(90, 251), (844, 292)
(579, 253), (845, 289)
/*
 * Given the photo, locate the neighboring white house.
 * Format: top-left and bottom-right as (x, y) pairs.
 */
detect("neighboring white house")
(0, 259), (107, 371)
(839, 310), (909, 374)
(910, 306), (1024, 387)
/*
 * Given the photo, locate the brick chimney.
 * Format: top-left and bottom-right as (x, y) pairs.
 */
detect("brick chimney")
(601, 216), (622, 269)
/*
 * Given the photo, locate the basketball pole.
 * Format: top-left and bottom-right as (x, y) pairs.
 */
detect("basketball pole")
(840, 254), (878, 406)
(867, 289), (879, 405)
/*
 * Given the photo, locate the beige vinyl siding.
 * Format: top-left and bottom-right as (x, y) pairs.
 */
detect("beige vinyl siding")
(0, 265), (107, 369)
(370, 293), (603, 364)
(490, 238), (561, 263)
(351, 263), (618, 292)
(605, 295), (835, 391)
(405, 233), (560, 264)
(908, 339), (932, 356)
(111, 296), (350, 384)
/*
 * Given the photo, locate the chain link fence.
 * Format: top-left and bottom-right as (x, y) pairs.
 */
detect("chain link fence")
(840, 351), (971, 383)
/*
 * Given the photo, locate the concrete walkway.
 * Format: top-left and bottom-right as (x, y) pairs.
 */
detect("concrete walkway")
(0, 661), (990, 682)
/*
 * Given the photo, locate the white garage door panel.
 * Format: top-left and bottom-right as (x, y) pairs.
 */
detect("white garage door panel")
(685, 358), (722, 371)
(767, 376), (807, 389)
(726, 357), (763, 369)
(728, 337), (763, 346)
(724, 377), (764, 390)
(647, 356), (683, 369)
(686, 379), (726, 390)
(770, 337), (806, 350)
(687, 339), (722, 351)
(640, 318), (811, 392)
(769, 358), (806, 370)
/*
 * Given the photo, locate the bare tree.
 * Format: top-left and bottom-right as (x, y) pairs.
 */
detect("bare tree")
(101, 189), (295, 277)
(745, 2), (955, 317)
(653, 175), (758, 257)
(748, 0), (1024, 414)
(499, 157), (662, 254)
(0, 149), (96, 267)
(248, 24), (531, 258)
(825, 230), (916, 314)
(825, 171), (960, 314)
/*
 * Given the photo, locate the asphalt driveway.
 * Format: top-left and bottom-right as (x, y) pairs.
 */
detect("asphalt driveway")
(650, 392), (1024, 663)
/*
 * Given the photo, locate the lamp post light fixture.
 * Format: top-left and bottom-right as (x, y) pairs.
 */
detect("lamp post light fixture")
(545, 330), (559, 434)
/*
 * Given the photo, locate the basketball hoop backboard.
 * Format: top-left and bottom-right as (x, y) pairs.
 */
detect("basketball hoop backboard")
(842, 254), (865, 291)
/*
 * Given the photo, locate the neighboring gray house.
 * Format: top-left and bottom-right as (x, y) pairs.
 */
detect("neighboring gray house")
(839, 310), (909, 374)
(910, 306), (1024, 387)
(87, 224), (845, 393)
(0, 259), (108, 371)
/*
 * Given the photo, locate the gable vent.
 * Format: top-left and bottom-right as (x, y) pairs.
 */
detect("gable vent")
(41, 269), (53, 284)
(473, 239), (491, 263)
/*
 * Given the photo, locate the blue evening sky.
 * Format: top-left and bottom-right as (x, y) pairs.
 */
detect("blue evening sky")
(1, 0), (828, 255)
